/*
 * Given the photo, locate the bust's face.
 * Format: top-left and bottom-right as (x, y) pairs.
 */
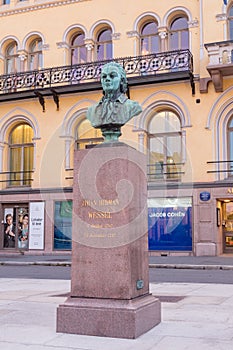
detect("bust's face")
(101, 66), (121, 93)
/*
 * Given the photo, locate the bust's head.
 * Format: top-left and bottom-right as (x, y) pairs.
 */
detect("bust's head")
(101, 62), (128, 94)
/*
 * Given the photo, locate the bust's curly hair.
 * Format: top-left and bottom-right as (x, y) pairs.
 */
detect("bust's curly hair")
(101, 62), (128, 93)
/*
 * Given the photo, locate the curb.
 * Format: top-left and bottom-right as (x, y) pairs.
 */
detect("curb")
(149, 263), (233, 270)
(0, 261), (71, 267)
(1, 261), (233, 270)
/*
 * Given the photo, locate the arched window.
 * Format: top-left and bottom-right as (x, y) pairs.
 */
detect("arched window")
(148, 111), (182, 180)
(5, 41), (19, 74)
(95, 28), (112, 61)
(76, 119), (103, 149)
(228, 117), (233, 175)
(140, 21), (159, 55)
(70, 32), (87, 65)
(228, 5), (233, 40)
(169, 16), (189, 51)
(9, 123), (34, 186)
(28, 38), (43, 70)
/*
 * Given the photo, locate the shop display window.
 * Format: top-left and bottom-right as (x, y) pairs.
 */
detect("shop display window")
(148, 197), (192, 251)
(54, 201), (72, 250)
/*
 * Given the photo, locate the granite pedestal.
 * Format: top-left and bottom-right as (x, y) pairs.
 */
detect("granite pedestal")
(57, 143), (161, 339)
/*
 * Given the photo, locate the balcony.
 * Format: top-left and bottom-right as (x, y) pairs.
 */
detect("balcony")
(207, 160), (233, 180)
(147, 162), (184, 182)
(205, 40), (233, 92)
(0, 49), (194, 107)
(0, 170), (33, 188)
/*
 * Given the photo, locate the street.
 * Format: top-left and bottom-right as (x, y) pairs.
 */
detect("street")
(1, 265), (233, 284)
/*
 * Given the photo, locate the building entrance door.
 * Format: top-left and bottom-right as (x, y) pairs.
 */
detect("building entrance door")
(1, 204), (29, 250)
(222, 201), (233, 253)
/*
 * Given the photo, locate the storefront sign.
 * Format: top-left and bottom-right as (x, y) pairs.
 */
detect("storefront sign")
(148, 197), (192, 251)
(200, 191), (211, 201)
(29, 202), (45, 250)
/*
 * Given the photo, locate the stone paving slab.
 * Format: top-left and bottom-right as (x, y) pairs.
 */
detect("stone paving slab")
(1, 279), (233, 349)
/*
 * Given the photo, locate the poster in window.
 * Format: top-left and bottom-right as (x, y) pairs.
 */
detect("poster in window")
(29, 202), (45, 250)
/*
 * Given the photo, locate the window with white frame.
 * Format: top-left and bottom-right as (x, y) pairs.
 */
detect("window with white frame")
(168, 16), (189, 51)
(28, 38), (43, 70)
(228, 5), (233, 40)
(140, 21), (160, 55)
(5, 42), (19, 74)
(76, 119), (103, 149)
(8, 123), (34, 186)
(95, 28), (112, 61)
(148, 111), (182, 180)
(227, 117), (233, 175)
(70, 32), (87, 65)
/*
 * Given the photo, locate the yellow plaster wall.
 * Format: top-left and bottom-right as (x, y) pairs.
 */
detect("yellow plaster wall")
(0, 0), (231, 188)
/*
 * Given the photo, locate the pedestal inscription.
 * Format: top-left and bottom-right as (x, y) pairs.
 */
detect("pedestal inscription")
(57, 144), (161, 338)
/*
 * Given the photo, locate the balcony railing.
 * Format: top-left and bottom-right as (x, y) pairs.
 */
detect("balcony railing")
(205, 40), (233, 92)
(148, 162), (184, 182)
(0, 170), (33, 187)
(0, 49), (193, 97)
(65, 162), (185, 183)
(207, 160), (233, 178)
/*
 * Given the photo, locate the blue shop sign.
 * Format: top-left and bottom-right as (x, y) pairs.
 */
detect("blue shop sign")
(200, 191), (211, 201)
(148, 200), (192, 251)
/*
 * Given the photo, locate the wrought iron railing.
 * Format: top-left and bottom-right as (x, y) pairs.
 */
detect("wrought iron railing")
(147, 162), (184, 182)
(207, 160), (233, 176)
(0, 170), (33, 186)
(65, 161), (185, 182)
(0, 49), (193, 94)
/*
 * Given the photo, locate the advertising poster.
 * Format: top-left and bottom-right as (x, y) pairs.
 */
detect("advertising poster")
(29, 202), (45, 250)
(148, 197), (192, 251)
(54, 201), (72, 250)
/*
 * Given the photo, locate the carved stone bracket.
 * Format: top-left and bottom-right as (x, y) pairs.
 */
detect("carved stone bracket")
(50, 88), (59, 111)
(34, 91), (45, 112)
(199, 77), (212, 93)
(207, 69), (223, 92)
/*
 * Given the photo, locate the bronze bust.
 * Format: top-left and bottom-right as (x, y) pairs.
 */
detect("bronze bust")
(87, 62), (142, 141)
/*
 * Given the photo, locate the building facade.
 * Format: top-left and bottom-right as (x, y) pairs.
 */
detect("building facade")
(0, 0), (232, 256)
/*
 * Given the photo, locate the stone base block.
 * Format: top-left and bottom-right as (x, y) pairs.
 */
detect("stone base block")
(57, 294), (161, 339)
(195, 242), (216, 256)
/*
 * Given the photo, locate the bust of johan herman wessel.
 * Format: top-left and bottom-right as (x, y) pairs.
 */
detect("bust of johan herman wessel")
(86, 62), (142, 129)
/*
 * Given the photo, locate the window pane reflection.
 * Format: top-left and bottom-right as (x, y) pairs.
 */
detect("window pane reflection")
(148, 111), (182, 180)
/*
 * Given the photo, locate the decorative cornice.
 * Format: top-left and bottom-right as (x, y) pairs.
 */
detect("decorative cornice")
(56, 41), (69, 49)
(42, 44), (49, 50)
(84, 39), (94, 50)
(158, 31), (167, 39)
(111, 33), (121, 40)
(216, 13), (227, 22)
(0, 0), (90, 17)
(188, 19), (199, 28)
(126, 30), (139, 38)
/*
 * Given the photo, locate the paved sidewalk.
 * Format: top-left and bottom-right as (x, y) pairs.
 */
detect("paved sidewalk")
(0, 278), (233, 349)
(1, 253), (233, 270)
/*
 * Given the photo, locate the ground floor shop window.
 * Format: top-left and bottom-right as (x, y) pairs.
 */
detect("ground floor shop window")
(3, 206), (29, 249)
(148, 197), (192, 251)
(54, 201), (72, 250)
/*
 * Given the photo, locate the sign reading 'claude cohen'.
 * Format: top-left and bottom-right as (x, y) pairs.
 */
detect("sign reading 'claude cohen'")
(200, 191), (211, 201)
